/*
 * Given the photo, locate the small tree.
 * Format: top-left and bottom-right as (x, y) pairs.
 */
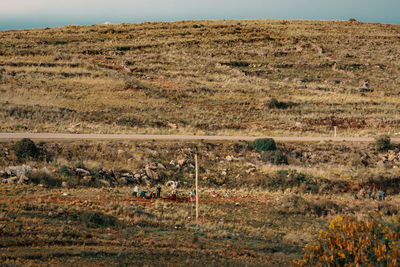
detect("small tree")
(375, 135), (391, 152)
(252, 138), (277, 152)
(13, 138), (39, 160)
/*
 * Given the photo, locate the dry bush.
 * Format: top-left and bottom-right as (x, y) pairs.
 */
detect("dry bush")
(296, 215), (400, 266)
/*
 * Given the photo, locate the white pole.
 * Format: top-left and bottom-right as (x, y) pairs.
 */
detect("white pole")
(195, 154), (199, 220)
(334, 126), (337, 138)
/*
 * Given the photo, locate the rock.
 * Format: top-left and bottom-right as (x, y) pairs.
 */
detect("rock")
(167, 123), (177, 130)
(295, 122), (303, 128)
(5, 176), (18, 184)
(18, 175), (29, 184)
(76, 168), (90, 176)
(6, 165), (32, 177)
(41, 167), (50, 175)
(165, 180), (179, 189)
(177, 159), (185, 166)
(99, 179), (111, 187)
(246, 168), (256, 174)
(83, 176), (92, 182)
(226, 155), (233, 161)
(62, 181), (68, 188)
(117, 149), (125, 157)
(157, 163), (166, 169)
(169, 160), (176, 166)
(377, 161), (386, 168)
(48, 211), (53, 217)
(221, 171), (227, 176)
(134, 174), (141, 179)
(145, 166), (159, 180)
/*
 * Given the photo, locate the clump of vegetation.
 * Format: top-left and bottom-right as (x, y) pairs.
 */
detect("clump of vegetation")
(267, 98), (289, 109)
(252, 138), (277, 152)
(261, 150), (288, 165)
(80, 211), (117, 228)
(28, 171), (62, 187)
(375, 135), (391, 152)
(221, 61), (249, 67)
(13, 138), (39, 160)
(296, 215), (400, 266)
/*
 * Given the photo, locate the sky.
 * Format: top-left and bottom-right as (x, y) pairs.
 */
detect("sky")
(1, 0), (399, 30)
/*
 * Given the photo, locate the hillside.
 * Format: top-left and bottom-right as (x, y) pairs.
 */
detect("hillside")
(1, 19), (400, 136)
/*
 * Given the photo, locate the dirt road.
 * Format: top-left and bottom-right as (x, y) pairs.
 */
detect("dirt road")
(0, 133), (399, 142)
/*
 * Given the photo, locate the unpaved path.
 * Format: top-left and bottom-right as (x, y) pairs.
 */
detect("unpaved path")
(1, 133), (399, 142)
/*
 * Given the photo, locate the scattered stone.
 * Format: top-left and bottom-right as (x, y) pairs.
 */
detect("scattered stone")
(83, 176), (92, 182)
(4, 176), (18, 184)
(221, 171), (227, 176)
(177, 159), (185, 166)
(226, 155), (233, 161)
(18, 175), (29, 184)
(48, 211), (53, 217)
(76, 168), (90, 176)
(157, 163), (166, 169)
(62, 181), (68, 188)
(99, 179), (111, 187)
(246, 168), (256, 174)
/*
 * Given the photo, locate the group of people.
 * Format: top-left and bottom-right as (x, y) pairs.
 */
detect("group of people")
(132, 184), (162, 199)
(132, 184), (180, 200)
(356, 187), (386, 201)
(132, 185), (233, 201)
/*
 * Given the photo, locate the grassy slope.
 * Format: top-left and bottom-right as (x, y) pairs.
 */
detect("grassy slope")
(1, 20), (400, 136)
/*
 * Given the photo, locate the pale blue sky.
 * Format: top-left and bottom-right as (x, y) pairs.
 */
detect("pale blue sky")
(1, 0), (399, 30)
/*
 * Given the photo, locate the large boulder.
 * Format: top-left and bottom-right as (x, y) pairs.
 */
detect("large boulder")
(5, 165), (32, 178)
(145, 165), (159, 180)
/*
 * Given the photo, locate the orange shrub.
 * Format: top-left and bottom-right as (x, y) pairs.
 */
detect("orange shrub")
(296, 214), (400, 266)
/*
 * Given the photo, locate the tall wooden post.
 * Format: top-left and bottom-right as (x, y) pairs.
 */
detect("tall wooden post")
(195, 154), (199, 220)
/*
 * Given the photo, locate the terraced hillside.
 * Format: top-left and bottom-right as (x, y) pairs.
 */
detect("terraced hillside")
(1, 20), (400, 136)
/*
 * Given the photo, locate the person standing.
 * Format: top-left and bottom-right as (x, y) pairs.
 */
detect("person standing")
(132, 184), (139, 197)
(156, 184), (162, 198)
(367, 188), (372, 199)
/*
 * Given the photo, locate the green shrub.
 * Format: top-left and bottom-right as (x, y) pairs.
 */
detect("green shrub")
(252, 138), (276, 152)
(262, 150), (288, 165)
(13, 138), (39, 160)
(375, 135), (391, 152)
(28, 171), (62, 187)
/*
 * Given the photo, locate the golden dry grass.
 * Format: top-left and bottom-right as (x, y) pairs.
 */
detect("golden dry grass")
(1, 19), (400, 136)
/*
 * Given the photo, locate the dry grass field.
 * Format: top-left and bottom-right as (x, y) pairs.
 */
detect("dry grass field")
(1, 19), (400, 265)
(0, 138), (399, 265)
(1, 19), (400, 136)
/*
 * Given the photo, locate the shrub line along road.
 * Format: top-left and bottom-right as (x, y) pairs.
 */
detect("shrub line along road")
(0, 133), (399, 142)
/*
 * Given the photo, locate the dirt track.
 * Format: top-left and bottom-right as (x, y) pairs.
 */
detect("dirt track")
(1, 133), (399, 142)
